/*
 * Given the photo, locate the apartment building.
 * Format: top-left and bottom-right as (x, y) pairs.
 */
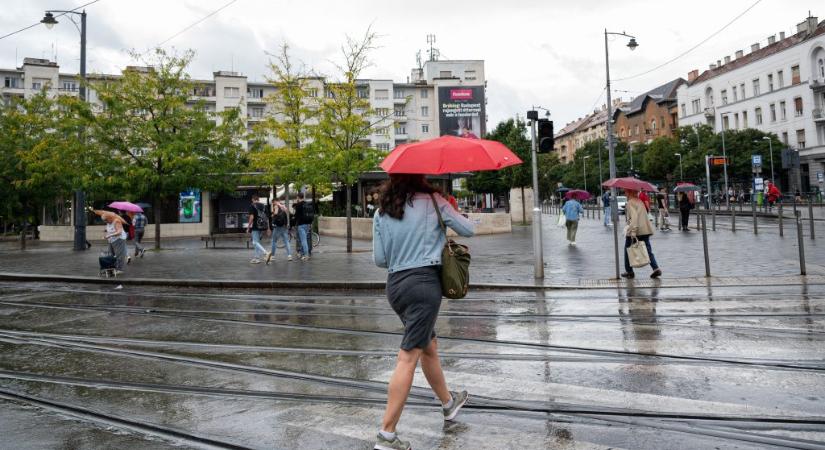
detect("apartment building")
(553, 101), (622, 164)
(676, 14), (825, 191)
(614, 78), (684, 145)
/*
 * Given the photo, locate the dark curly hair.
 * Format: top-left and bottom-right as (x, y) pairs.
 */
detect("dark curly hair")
(378, 174), (441, 220)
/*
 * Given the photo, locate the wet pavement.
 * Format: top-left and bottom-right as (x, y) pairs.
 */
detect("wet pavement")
(0, 281), (824, 449)
(2, 212), (823, 287)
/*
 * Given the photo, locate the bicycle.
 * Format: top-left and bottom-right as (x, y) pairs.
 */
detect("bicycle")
(274, 226), (320, 249)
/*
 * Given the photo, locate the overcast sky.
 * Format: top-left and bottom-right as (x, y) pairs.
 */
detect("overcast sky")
(1, 0), (820, 128)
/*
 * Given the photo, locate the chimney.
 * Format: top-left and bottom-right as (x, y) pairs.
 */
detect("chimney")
(717, 59), (722, 67)
(724, 55), (731, 64)
(767, 35), (776, 45)
(709, 63), (717, 70)
(751, 43), (760, 52)
(779, 31), (786, 40)
(735, 50), (744, 59)
(688, 69), (699, 82)
(808, 16), (819, 33)
(797, 19), (810, 34)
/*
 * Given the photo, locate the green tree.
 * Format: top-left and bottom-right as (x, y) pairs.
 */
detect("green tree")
(89, 49), (247, 248)
(641, 136), (681, 184)
(481, 118), (532, 222)
(314, 29), (394, 252)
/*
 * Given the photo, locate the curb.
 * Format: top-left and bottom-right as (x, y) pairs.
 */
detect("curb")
(1, 272), (823, 291)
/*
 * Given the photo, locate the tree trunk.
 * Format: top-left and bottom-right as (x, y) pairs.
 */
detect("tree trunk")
(20, 223), (26, 251)
(521, 186), (526, 225)
(154, 194), (162, 250)
(345, 183), (352, 253)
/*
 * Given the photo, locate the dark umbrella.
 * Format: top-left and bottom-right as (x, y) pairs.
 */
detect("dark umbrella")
(556, 187), (571, 193)
(673, 183), (700, 193)
(564, 189), (592, 201)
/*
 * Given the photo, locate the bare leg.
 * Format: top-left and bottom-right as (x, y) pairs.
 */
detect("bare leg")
(420, 338), (451, 404)
(381, 348), (422, 433)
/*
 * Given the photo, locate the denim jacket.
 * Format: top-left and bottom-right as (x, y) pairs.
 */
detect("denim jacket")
(373, 193), (475, 273)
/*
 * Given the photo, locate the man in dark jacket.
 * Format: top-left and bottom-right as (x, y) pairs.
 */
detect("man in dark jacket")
(292, 192), (314, 261)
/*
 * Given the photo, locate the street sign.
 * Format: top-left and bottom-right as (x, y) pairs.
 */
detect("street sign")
(752, 154), (762, 166)
(817, 171), (824, 182)
(754, 177), (764, 191)
(710, 157), (728, 166)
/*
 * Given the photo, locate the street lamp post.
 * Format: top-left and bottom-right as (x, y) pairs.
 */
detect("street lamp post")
(583, 155), (591, 193)
(42, 8), (87, 251)
(674, 152), (683, 181)
(719, 112), (731, 209)
(762, 136), (775, 184)
(604, 29), (638, 279)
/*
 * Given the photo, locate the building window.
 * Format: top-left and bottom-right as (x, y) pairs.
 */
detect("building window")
(393, 89), (405, 99)
(395, 125), (406, 135)
(650, 119), (657, 132)
(393, 106), (404, 117)
(375, 108), (390, 117)
(767, 74), (774, 92)
(357, 88), (369, 99)
(376, 143), (391, 151)
(439, 71), (452, 78)
(249, 107), (264, 118)
(732, 86), (738, 102)
(4, 76), (21, 88)
(422, 124), (429, 133)
(819, 58), (825, 79)
(691, 99), (700, 114)
(782, 131), (789, 144)
(306, 88), (318, 97)
(680, 103), (686, 117)
(722, 115), (730, 130)
(223, 87), (240, 98)
(769, 103), (777, 122)
(793, 97), (803, 116)
(755, 107), (763, 125)
(634, 125), (639, 136)
(734, 113), (740, 129)
(376, 127), (389, 136)
(374, 89), (389, 100)
(780, 101), (787, 120)
(791, 65), (800, 85)
(740, 83), (746, 99)
(247, 88), (264, 99)
(465, 70), (477, 80)
(420, 89), (428, 99)
(721, 89), (728, 105)
(796, 129), (805, 148)
(61, 81), (77, 91)
(752, 79), (760, 96)
(421, 106), (429, 117)
(742, 111), (748, 128)
(32, 81), (42, 90)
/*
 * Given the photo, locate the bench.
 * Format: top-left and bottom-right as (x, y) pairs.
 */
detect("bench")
(201, 233), (250, 249)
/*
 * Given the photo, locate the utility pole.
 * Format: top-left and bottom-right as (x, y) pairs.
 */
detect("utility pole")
(528, 113), (544, 279)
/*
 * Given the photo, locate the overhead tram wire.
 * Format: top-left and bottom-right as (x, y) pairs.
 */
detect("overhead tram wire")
(150, 0), (240, 51)
(0, 0), (102, 41)
(612, 0), (762, 82)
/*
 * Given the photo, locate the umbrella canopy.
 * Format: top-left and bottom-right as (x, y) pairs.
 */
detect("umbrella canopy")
(556, 187), (571, 193)
(564, 189), (592, 201)
(602, 177), (657, 192)
(379, 135), (522, 175)
(108, 201), (143, 213)
(673, 183), (700, 193)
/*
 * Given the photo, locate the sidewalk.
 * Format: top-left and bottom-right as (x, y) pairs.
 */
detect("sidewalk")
(1, 216), (823, 288)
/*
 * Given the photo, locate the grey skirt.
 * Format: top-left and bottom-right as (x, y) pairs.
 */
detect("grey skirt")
(386, 266), (442, 350)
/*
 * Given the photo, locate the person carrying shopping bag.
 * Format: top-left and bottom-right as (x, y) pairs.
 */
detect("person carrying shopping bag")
(622, 189), (662, 279)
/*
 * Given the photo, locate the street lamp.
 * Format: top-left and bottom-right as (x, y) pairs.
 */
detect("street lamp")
(674, 152), (683, 181)
(719, 111), (731, 209)
(42, 7), (88, 251)
(762, 136), (775, 184)
(583, 155), (591, 193)
(604, 29), (638, 279)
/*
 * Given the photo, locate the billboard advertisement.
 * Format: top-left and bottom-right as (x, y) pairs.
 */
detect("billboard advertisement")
(438, 86), (485, 139)
(179, 189), (202, 223)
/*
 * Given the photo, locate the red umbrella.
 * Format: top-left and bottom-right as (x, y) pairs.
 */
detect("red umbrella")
(380, 135), (522, 174)
(602, 177), (657, 192)
(564, 189), (592, 201)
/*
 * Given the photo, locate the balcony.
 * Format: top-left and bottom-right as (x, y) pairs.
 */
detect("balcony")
(814, 108), (825, 122)
(393, 113), (407, 122)
(811, 79), (825, 91)
(703, 107), (715, 118)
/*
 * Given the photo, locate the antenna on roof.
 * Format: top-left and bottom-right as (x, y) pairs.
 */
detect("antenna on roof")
(415, 50), (422, 70)
(426, 34), (439, 61)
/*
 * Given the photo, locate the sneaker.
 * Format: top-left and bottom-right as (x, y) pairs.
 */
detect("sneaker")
(373, 433), (411, 450)
(443, 390), (468, 421)
(301, 255), (310, 261)
(621, 272), (635, 279)
(139, 248), (146, 258)
(570, 241), (576, 246)
(127, 256), (132, 265)
(287, 255), (293, 261)
(114, 270), (125, 276)
(250, 258), (262, 264)
(650, 269), (662, 279)
(265, 251), (273, 265)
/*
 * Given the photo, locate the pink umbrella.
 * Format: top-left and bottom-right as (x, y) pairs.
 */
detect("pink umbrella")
(602, 177), (657, 192)
(108, 201), (143, 213)
(564, 190), (592, 201)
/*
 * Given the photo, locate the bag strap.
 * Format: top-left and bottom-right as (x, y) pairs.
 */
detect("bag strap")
(429, 193), (447, 235)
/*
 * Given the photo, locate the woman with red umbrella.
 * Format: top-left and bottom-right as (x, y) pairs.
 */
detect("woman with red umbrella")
(373, 135), (521, 450)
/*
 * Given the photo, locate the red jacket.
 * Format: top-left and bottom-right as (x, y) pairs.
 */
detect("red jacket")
(639, 192), (651, 211)
(767, 185), (781, 202)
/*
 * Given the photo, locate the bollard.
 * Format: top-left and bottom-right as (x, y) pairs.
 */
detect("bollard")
(796, 211), (806, 276)
(712, 207), (716, 231)
(701, 214), (710, 277)
(731, 206), (736, 232)
(793, 197), (797, 216)
(696, 210), (699, 230)
(598, 205), (601, 221)
(752, 199), (758, 235)
(778, 203), (784, 237)
(809, 200), (815, 240)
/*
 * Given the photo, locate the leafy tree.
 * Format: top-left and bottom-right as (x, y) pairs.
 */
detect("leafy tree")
(641, 136), (681, 184)
(89, 49), (247, 248)
(313, 29), (394, 252)
(479, 118), (532, 222)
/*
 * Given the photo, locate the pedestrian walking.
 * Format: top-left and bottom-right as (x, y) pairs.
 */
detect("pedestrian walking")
(766, 181), (781, 210)
(622, 190), (662, 279)
(561, 197), (583, 245)
(128, 211), (147, 258)
(267, 200), (293, 263)
(292, 192), (314, 261)
(602, 191), (611, 227)
(246, 194), (270, 264)
(656, 188), (671, 231)
(678, 191), (693, 231)
(372, 174), (474, 450)
(96, 210), (128, 274)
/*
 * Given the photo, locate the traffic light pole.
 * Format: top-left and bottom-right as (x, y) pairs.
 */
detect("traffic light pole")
(529, 118), (544, 279)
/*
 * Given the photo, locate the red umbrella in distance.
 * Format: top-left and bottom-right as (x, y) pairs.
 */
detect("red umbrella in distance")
(602, 177), (657, 192)
(380, 135), (522, 175)
(564, 189), (592, 201)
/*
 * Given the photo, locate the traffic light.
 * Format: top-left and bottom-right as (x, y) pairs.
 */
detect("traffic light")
(537, 119), (554, 153)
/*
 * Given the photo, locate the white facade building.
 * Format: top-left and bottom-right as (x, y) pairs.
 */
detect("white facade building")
(676, 15), (825, 191)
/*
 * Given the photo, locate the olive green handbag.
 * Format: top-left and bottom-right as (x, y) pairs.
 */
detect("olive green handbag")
(430, 194), (471, 299)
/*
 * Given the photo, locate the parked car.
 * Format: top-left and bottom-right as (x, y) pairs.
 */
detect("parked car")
(617, 195), (628, 214)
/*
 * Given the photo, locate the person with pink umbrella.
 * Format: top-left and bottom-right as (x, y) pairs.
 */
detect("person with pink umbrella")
(622, 189), (662, 279)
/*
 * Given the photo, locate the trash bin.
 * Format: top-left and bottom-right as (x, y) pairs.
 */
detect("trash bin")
(756, 191), (764, 206)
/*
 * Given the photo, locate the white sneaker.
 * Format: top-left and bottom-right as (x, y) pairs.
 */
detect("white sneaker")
(570, 241), (576, 246)
(287, 255), (293, 261)
(250, 258), (262, 264)
(301, 255), (309, 261)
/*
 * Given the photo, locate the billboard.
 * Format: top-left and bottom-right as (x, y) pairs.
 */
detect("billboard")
(438, 86), (485, 138)
(178, 189), (202, 223)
